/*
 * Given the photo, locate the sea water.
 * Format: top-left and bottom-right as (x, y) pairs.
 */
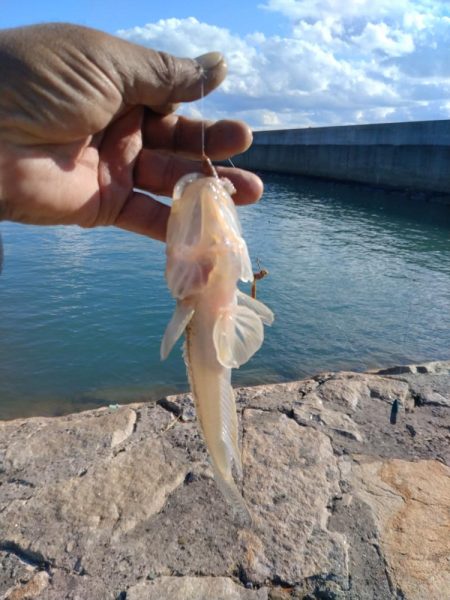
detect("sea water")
(0, 174), (449, 419)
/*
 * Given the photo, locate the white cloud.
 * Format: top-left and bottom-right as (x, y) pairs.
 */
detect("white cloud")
(403, 10), (428, 30)
(118, 18), (262, 97)
(351, 22), (415, 56)
(259, 0), (411, 22)
(292, 17), (344, 45)
(261, 110), (283, 126)
(119, 17), (240, 58)
(118, 2), (450, 129)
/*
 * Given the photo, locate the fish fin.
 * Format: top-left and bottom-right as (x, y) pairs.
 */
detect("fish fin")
(237, 289), (274, 325)
(212, 377), (251, 525)
(219, 376), (243, 477)
(238, 240), (254, 283)
(211, 457), (252, 527)
(166, 252), (212, 300)
(160, 301), (194, 360)
(213, 305), (264, 369)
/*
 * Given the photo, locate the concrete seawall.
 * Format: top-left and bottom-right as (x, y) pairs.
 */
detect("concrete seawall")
(232, 120), (450, 197)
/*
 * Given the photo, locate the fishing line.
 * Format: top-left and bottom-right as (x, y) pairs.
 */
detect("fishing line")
(198, 67), (269, 305)
(200, 76), (206, 159)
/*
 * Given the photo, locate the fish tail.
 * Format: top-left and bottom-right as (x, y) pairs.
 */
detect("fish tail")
(211, 457), (252, 527)
(219, 376), (242, 476)
(184, 332), (251, 526)
(211, 377), (251, 526)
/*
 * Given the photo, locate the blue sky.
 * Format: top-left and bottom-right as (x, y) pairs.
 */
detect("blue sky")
(2, 1), (450, 128)
(0, 1), (282, 37)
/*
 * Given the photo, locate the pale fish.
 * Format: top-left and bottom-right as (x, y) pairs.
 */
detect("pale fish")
(161, 160), (273, 525)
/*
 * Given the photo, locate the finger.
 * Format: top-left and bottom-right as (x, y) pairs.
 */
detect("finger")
(135, 149), (263, 205)
(114, 191), (170, 241)
(114, 39), (227, 109)
(143, 114), (253, 160)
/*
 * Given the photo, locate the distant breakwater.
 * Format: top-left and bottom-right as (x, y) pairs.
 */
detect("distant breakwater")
(233, 119), (450, 201)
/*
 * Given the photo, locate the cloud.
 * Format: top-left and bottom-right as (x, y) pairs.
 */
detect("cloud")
(351, 22), (415, 56)
(118, 17), (249, 64)
(259, 0), (420, 23)
(118, 3), (450, 129)
(118, 18), (262, 96)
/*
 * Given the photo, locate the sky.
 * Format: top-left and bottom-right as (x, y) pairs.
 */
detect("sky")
(2, 0), (450, 129)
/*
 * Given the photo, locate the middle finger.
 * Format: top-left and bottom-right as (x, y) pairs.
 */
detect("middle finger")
(143, 113), (253, 160)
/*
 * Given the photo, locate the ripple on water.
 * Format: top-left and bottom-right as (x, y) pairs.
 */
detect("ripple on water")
(0, 174), (449, 418)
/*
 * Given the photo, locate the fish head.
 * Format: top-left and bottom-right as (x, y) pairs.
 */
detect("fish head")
(165, 173), (253, 300)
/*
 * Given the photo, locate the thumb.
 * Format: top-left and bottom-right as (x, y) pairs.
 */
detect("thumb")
(113, 38), (228, 111)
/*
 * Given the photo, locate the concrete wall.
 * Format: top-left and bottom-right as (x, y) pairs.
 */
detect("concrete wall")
(232, 120), (450, 196)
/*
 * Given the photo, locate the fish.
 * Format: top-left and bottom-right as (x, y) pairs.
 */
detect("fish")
(161, 158), (273, 525)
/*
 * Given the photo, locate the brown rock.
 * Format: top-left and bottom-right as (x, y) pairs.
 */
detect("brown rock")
(4, 571), (49, 600)
(354, 458), (450, 599)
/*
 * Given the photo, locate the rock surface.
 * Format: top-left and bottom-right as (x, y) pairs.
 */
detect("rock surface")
(0, 361), (449, 600)
(127, 577), (268, 600)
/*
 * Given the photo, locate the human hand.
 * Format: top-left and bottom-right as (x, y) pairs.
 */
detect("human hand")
(0, 23), (262, 240)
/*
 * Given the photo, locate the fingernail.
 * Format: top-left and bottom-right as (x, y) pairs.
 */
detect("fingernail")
(195, 52), (224, 72)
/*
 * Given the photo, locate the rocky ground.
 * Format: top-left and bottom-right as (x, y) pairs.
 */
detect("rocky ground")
(0, 361), (449, 600)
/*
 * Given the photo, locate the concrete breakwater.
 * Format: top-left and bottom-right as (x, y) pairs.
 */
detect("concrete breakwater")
(233, 120), (450, 198)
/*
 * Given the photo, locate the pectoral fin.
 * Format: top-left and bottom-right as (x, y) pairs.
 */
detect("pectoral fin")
(213, 305), (264, 369)
(166, 254), (212, 300)
(161, 302), (194, 360)
(237, 289), (274, 325)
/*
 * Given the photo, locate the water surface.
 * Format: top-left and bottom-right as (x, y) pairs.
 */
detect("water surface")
(0, 174), (449, 419)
